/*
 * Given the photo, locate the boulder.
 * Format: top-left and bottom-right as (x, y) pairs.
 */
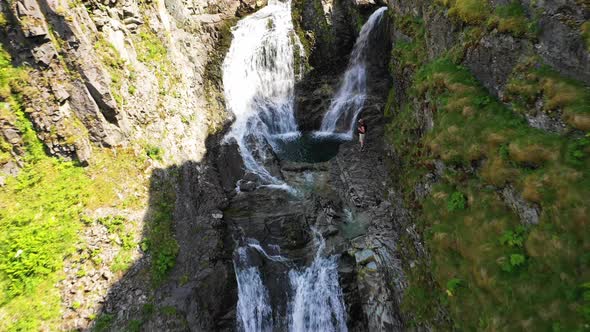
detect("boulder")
(354, 249), (376, 265)
(238, 180), (257, 192)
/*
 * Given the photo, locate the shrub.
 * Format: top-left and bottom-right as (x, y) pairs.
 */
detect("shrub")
(145, 145), (163, 161)
(565, 134), (590, 167)
(499, 226), (526, 247)
(488, 1), (530, 37)
(93, 313), (114, 332)
(446, 277), (463, 296)
(500, 253), (526, 272)
(447, 191), (466, 211)
(448, 0), (491, 25)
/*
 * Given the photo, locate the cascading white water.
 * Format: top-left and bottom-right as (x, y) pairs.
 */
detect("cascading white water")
(234, 246), (274, 332)
(287, 229), (347, 332)
(318, 7), (387, 137)
(234, 233), (347, 332)
(222, 0), (303, 183)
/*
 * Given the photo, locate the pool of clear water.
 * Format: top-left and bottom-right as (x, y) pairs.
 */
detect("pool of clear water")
(273, 132), (347, 163)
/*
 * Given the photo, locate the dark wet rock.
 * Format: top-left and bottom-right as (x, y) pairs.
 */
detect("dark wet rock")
(242, 171), (259, 182)
(217, 139), (245, 192)
(424, 7), (459, 60)
(237, 180), (257, 192)
(521, 0), (590, 84)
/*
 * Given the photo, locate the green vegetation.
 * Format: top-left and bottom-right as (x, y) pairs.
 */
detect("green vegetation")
(0, 47), (80, 331)
(145, 144), (163, 161)
(0, 12), (7, 27)
(94, 37), (128, 106)
(390, 14), (427, 72)
(437, 0), (537, 39)
(438, 0), (491, 25)
(136, 29), (168, 65)
(145, 171), (178, 285)
(93, 313), (114, 332)
(388, 55), (590, 330)
(505, 56), (590, 131)
(0, 47), (178, 329)
(582, 21), (590, 52)
(446, 191), (466, 211)
(487, 1), (533, 37)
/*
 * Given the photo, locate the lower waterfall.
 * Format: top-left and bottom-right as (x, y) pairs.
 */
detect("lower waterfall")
(234, 232), (347, 332)
(287, 229), (348, 332)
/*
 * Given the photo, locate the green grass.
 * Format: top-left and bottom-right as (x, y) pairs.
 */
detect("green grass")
(145, 144), (163, 161)
(0, 46), (178, 330)
(143, 169), (178, 285)
(136, 29), (168, 65)
(94, 37), (127, 107)
(443, 0), (491, 25)
(388, 56), (590, 330)
(505, 56), (590, 131)
(0, 47), (93, 331)
(581, 21), (590, 52)
(437, 0), (536, 38)
(487, 1), (533, 37)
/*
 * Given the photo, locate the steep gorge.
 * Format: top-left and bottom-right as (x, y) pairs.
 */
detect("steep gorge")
(0, 0), (589, 331)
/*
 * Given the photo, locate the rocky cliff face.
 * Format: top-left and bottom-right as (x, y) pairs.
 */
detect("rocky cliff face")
(0, 0), (588, 330)
(1, 0), (268, 168)
(382, 0), (589, 329)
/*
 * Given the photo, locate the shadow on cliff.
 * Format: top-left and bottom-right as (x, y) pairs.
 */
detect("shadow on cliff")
(93, 128), (246, 331)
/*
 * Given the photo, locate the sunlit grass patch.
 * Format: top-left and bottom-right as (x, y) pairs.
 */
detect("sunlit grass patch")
(505, 57), (590, 131)
(391, 55), (590, 330)
(444, 0), (491, 25)
(487, 1), (532, 37)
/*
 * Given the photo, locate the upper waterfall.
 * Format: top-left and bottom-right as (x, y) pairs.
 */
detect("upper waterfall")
(222, 0), (303, 183)
(318, 7), (387, 137)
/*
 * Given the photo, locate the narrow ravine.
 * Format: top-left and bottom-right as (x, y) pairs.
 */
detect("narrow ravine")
(221, 2), (400, 331)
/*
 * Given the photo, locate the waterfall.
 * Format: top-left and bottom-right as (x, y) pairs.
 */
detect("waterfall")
(222, 0), (303, 183)
(234, 246), (275, 332)
(287, 229), (347, 332)
(318, 7), (387, 137)
(234, 233), (347, 332)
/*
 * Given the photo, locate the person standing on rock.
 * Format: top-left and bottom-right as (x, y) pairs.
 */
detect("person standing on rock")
(357, 118), (367, 151)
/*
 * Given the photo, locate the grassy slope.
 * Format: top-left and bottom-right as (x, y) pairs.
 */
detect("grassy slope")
(0, 44), (177, 330)
(387, 6), (590, 331)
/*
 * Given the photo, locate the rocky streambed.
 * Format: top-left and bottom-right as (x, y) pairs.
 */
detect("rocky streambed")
(96, 2), (413, 330)
(208, 67), (408, 331)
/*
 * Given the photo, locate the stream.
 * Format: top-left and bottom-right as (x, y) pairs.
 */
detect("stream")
(222, 2), (390, 331)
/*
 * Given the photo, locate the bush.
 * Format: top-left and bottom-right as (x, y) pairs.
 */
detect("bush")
(447, 191), (466, 211)
(145, 145), (163, 161)
(446, 277), (463, 296)
(488, 1), (530, 37)
(499, 226), (525, 247)
(448, 0), (491, 25)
